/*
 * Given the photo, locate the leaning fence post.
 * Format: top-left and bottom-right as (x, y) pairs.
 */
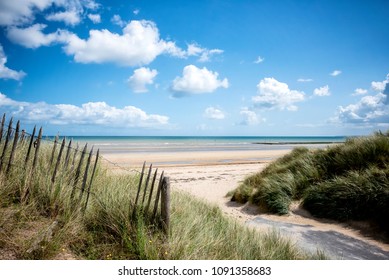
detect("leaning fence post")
(145, 168), (158, 214)
(71, 143), (87, 199)
(22, 127), (42, 202)
(51, 138), (66, 184)
(50, 135), (59, 167)
(25, 125), (36, 167)
(131, 162), (146, 218)
(0, 117), (13, 172)
(63, 139), (72, 170)
(83, 149), (99, 214)
(142, 164), (153, 206)
(79, 147), (93, 201)
(152, 171), (164, 220)
(0, 113), (6, 145)
(161, 176), (170, 235)
(6, 120), (20, 175)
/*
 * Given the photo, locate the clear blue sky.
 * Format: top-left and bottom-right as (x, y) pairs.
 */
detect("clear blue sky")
(0, 0), (388, 136)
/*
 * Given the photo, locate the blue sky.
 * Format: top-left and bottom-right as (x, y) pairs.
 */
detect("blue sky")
(0, 0), (388, 136)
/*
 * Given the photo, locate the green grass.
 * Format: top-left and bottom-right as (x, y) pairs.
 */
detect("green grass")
(231, 131), (389, 234)
(0, 137), (324, 260)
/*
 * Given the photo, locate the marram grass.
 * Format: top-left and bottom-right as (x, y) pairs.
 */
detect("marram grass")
(231, 131), (389, 234)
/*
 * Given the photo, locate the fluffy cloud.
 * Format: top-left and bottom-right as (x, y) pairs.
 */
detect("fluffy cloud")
(333, 75), (389, 125)
(314, 85), (330, 96)
(330, 70), (342, 76)
(87, 13), (101, 24)
(204, 107), (225, 120)
(371, 74), (389, 92)
(127, 67), (158, 93)
(239, 107), (262, 125)
(0, 0), (99, 27)
(0, 45), (26, 81)
(111, 14), (126, 27)
(62, 20), (186, 66)
(7, 24), (62, 48)
(171, 65), (229, 96)
(186, 43), (223, 62)
(0, 0), (53, 26)
(252, 77), (305, 111)
(0, 93), (169, 128)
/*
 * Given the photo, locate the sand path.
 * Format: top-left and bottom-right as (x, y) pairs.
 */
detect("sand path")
(163, 162), (389, 259)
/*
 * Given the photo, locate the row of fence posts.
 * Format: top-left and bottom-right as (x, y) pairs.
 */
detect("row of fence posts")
(0, 113), (170, 235)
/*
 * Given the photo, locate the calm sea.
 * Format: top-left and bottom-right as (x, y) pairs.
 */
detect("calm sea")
(56, 136), (347, 154)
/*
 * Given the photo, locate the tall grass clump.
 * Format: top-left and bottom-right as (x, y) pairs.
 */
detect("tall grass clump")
(230, 131), (389, 234)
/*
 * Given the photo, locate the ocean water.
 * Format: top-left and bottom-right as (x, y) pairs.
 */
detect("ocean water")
(59, 136), (347, 154)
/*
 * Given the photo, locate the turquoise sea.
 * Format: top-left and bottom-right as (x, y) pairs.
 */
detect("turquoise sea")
(58, 136), (347, 154)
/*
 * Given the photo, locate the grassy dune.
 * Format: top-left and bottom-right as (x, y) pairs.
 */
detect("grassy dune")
(231, 131), (389, 234)
(0, 139), (322, 260)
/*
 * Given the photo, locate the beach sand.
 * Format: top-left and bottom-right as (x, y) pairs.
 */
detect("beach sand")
(102, 148), (389, 257)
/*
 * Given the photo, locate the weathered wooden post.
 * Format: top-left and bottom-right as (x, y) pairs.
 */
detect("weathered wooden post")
(71, 143), (87, 199)
(24, 125), (36, 167)
(145, 168), (158, 214)
(142, 164), (153, 206)
(161, 176), (170, 235)
(51, 138), (66, 184)
(152, 171), (164, 220)
(0, 117), (13, 172)
(132, 161), (146, 217)
(79, 147), (93, 201)
(83, 149), (99, 213)
(49, 135), (59, 167)
(6, 120), (20, 175)
(0, 113), (5, 145)
(63, 139), (72, 170)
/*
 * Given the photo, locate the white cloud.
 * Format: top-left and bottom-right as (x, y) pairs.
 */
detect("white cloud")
(0, 45), (26, 81)
(87, 13), (101, 24)
(252, 77), (305, 111)
(297, 78), (313, 82)
(333, 74), (389, 125)
(204, 107), (225, 120)
(127, 67), (158, 93)
(133, 9), (140, 15)
(111, 14), (126, 27)
(371, 74), (389, 92)
(330, 70), (342, 76)
(46, 9), (81, 26)
(0, 0), (99, 27)
(254, 56), (264, 64)
(186, 43), (223, 62)
(171, 65), (229, 96)
(62, 20), (185, 66)
(0, 0), (53, 26)
(7, 24), (62, 49)
(314, 85), (330, 96)
(0, 92), (169, 128)
(239, 107), (262, 125)
(352, 88), (368, 96)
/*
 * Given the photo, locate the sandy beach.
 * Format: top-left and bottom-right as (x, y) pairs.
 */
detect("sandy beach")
(101, 146), (389, 258)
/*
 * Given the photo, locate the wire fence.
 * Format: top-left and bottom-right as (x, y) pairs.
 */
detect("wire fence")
(0, 113), (170, 234)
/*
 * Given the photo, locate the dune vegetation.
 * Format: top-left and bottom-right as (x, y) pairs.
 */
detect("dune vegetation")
(0, 138), (323, 260)
(231, 131), (389, 234)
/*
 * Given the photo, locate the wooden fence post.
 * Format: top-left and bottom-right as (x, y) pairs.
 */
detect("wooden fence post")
(142, 164), (153, 206)
(6, 120), (20, 175)
(71, 143), (87, 199)
(133, 161), (146, 217)
(83, 149), (99, 213)
(25, 125), (36, 167)
(51, 138), (66, 184)
(0, 113), (5, 145)
(161, 176), (170, 235)
(63, 139), (72, 170)
(0, 117), (13, 172)
(152, 171), (164, 220)
(79, 147), (93, 201)
(50, 135), (59, 167)
(145, 168), (158, 214)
